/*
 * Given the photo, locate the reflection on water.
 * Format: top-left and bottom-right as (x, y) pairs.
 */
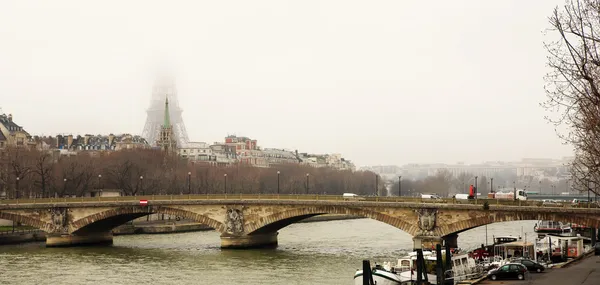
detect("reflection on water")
(0, 219), (536, 285)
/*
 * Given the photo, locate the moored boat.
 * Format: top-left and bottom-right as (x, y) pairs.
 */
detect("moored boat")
(354, 250), (482, 285)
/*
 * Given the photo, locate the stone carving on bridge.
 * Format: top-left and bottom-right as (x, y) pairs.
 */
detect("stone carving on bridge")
(415, 208), (437, 236)
(225, 208), (244, 235)
(49, 208), (69, 234)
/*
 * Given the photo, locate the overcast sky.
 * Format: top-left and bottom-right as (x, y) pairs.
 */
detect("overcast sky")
(0, 0), (573, 166)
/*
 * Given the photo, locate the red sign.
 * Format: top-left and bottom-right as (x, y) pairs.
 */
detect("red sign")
(139, 200), (148, 206)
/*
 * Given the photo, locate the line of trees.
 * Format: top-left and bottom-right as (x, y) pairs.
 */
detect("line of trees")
(543, 0), (600, 195)
(0, 147), (384, 198)
(389, 170), (578, 197)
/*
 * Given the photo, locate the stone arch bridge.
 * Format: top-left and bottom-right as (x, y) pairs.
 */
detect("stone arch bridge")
(1, 195), (599, 248)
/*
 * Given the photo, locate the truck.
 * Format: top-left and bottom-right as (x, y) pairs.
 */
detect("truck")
(487, 189), (528, 201)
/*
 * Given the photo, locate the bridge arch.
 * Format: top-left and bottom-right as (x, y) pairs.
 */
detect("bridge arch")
(244, 205), (418, 236)
(0, 211), (52, 232)
(438, 212), (600, 237)
(71, 206), (225, 235)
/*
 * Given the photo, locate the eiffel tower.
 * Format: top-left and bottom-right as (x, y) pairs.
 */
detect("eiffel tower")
(141, 76), (189, 146)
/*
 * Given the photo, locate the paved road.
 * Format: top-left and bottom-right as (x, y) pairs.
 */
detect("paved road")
(480, 255), (600, 285)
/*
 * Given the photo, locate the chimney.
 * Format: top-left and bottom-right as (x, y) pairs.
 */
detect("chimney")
(84, 134), (90, 145)
(7, 114), (12, 122)
(108, 134), (115, 146)
(67, 135), (73, 149)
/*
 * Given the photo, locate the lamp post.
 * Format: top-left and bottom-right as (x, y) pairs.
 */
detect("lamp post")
(539, 180), (542, 194)
(15, 177), (20, 199)
(140, 176), (144, 195)
(277, 171), (280, 194)
(398, 176), (402, 197)
(490, 177), (494, 193)
(224, 173), (228, 194)
(474, 176), (478, 199)
(375, 174), (379, 196)
(98, 174), (102, 197)
(62, 178), (67, 198)
(188, 172), (191, 195)
(306, 173), (309, 194)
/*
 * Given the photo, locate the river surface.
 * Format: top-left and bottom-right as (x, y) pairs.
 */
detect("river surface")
(0, 219), (536, 285)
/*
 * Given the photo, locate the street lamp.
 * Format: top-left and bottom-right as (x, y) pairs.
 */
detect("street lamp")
(306, 173), (310, 194)
(224, 173), (228, 194)
(62, 178), (67, 198)
(188, 172), (191, 195)
(140, 176), (144, 195)
(398, 176), (402, 197)
(98, 174), (102, 197)
(375, 174), (379, 196)
(474, 176), (478, 199)
(277, 171), (280, 194)
(490, 177), (494, 193)
(15, 177), (20, 199)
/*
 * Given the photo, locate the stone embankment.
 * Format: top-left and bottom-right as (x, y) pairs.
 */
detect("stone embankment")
(0, 230), (46, 245)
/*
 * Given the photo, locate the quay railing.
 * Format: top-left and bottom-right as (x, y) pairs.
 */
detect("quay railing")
(2, 194), (596, 208)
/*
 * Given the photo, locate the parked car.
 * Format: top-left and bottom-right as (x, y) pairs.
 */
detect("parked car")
(512, 258), (545, 273)
(594, 242), (600, 256)
(487, 263), (528, 281)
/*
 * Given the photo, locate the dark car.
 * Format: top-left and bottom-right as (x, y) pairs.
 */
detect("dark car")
(513, 259), (545, 273)
(594, 242), (600, 256)
(487, 263), (528, 281)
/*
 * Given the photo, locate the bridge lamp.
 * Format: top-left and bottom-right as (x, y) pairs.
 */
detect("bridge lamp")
(306, 173), (310, 194)
(15, 177), (20, 199)
(187, 172), (191, 195)
(224, 173), (228, 194)
(140, 176), (144, 195)
(277, 171), (280, 194)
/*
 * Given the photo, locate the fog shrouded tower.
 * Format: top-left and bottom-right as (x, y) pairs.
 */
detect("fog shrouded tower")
(141, 76), (189, 146)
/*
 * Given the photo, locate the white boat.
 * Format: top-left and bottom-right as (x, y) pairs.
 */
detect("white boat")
(353, 250), (481, 285)
(353, 267), (436, 285)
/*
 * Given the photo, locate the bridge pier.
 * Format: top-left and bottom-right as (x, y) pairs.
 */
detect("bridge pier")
(443, 233), (458, 248)
(46, 232), (113, 247)
(220, 232), (278, 249)
(413, 235), (443, 251)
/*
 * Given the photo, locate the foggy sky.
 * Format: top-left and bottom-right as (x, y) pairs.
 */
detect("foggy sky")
(0, 0), (574, 166)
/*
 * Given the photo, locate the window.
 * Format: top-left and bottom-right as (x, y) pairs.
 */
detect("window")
(500, 265), (509, 272)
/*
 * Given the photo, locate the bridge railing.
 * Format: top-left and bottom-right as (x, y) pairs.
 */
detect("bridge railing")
(1, 194), (597, 208)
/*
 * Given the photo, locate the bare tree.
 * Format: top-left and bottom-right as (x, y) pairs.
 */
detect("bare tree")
(543, 0), (600, 194)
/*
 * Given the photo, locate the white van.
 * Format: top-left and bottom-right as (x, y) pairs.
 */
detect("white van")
(421, 194), (442, 200)
(343, 193), (362, 200)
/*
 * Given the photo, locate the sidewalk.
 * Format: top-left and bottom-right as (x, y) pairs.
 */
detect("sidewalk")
(479, 255), (600, 285)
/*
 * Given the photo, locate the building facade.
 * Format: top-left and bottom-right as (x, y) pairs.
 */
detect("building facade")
(0, 113), (35, 149)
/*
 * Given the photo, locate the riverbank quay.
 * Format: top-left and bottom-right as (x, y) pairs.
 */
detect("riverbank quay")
(478, 254), (600, 285)
(0, 229), (45, 245)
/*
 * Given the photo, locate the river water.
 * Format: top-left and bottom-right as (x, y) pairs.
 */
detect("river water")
(0, 219), (536, 285)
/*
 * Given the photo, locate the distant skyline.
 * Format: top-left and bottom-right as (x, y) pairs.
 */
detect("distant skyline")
(0, 0), (574, 166)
